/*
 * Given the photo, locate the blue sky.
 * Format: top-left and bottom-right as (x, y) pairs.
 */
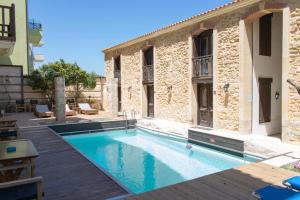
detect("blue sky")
(28, 0), (231, 75)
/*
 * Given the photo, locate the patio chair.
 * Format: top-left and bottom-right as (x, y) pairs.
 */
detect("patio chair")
(78, 103), (98, 115)
(0, 118), (19, 140)
(66, 98), (76, 110)
(0, 127), (19, 140)
(35, 105), (53, 118)
(252, 185), (300, 200)
(283, 176), (300, 191)
(15, 99), (26, 112)
(66, 104), (76, 116)
(0, 176), (43, 200)
(29, 100), (39, 112)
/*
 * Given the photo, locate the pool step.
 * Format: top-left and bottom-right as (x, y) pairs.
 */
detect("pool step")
(188, 129), (244, 156)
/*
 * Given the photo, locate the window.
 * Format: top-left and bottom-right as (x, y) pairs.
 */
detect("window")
(114, 56), (121, 71)
(193, 29), (212, 57)
(259, 14), (272, 56)
(259, 78), (272, 123)
(144, 47), (153, 66)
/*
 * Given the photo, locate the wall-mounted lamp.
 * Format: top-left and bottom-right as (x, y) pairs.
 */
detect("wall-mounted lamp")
(167, 85), (172, 93)
(287, 79), (300, 95)
(167, 85), (173, 103)
(223, 83), (230, 93)
(128, 86), (132, 99)
(275, 92), (280, 100)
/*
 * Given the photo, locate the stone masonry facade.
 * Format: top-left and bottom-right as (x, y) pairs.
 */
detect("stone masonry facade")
(104, 0), (300, 142)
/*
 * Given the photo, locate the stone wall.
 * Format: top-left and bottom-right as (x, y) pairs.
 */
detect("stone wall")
(153, 28), (191, 123)
(0, 68), (106, 112)
(104, 0), (300, 140)
(286, 0), (300, 142)
(215, 12), (242, 131)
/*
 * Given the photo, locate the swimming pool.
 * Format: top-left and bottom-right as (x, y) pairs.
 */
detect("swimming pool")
(63, 128), (260, 194)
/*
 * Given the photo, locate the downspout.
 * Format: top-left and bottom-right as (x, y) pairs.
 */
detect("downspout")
(25, 0), (30, 75)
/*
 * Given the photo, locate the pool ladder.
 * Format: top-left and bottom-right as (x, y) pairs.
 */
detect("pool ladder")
(123, 110), (137, 130)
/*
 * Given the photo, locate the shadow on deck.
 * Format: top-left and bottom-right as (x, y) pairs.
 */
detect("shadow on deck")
(125, 162), (298, 200)
(20, 126), (127, 200)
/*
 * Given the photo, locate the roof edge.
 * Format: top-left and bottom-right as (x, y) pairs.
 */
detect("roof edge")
(102, 0), (261, 53)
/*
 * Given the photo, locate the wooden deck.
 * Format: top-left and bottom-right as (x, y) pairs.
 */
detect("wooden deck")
(126, 162), (299, 200)
(20, 126), (127, 200)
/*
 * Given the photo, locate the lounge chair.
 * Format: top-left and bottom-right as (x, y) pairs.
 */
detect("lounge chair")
(283, 176), (300, 191)
(66, 104), (76, 116)
(35, 105), (53, 118)
(78, 103), (98, 115)
(0, 118), (19, 140)
(0, 127), (19, 140)
(15, 99), (26, 112)
(252, 185), (300, 200)
(0, 176), (43, 200)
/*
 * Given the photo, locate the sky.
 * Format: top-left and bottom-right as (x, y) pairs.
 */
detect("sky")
(28, 0), (231, 76)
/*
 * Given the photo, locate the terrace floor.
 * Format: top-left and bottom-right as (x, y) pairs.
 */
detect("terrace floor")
(10, 112), (300, 199)
(126, 162), (298, 200)
(8, 111), (122, 128)
(20, 126), (128, 200)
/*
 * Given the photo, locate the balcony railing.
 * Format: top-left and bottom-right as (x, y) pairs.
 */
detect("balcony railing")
(28, 19), (42, 31)
(0, 4), (15, 41)
(192, 55), (213, 78)
(114, 70), (121, 82)
(143, 65), (154, 84)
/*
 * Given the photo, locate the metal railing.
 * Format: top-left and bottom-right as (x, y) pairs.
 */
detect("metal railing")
(0, 4), (15, 41)
(192, 55), (213, 78)
(142, 65), (154, 84)
(28, 19), (42, 31)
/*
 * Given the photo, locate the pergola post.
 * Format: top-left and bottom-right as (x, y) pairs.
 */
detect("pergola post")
(55, 76), (65, 121)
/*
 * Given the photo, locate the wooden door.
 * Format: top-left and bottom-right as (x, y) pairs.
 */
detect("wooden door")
(118, 86), (121, 112)
(259, 78), (272, 123)
(198, 83), (213, 127)
(147, 85), (154, 117)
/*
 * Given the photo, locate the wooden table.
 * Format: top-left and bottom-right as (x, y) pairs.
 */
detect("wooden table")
(0, 139), (38, 182)
(0, 117), (17, 127)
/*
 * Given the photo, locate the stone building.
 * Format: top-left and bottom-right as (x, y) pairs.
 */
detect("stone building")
(103, 0), (300, 142)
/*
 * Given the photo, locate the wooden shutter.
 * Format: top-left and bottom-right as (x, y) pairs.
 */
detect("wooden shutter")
(259, 78), (272, 123)
(259, 14), (272, 56)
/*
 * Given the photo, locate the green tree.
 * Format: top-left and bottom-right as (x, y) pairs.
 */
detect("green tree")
(28, 59), (97, 105)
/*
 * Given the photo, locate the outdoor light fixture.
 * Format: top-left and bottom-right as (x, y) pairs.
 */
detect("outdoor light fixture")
(287, 79), (300, 95)
(128, 86), (132, 92)
(223, 83), (230, 93)
(167, 85), (173, 103)
(275, 92), (280, 100)
(128, 86), (132, 99)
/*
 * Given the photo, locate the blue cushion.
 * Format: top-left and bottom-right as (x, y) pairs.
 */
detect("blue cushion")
(0, 130), (17, 138)
(0, 182), (37, 200)
(254, 185), (300, 200)
(285, 176), (300, 191)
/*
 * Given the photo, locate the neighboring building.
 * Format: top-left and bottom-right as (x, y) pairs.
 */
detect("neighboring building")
(103, 0), (300, 142)
(0, 0), (44, 75)
(0, 0), (43, 110)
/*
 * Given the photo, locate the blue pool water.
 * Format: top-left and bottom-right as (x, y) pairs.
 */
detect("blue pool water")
(63, 129), (259, 194)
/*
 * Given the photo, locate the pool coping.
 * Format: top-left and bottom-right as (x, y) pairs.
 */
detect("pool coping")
(47, 125), (134, 196)
(48, 122), (270, 198)
(136, 125), (266, 161)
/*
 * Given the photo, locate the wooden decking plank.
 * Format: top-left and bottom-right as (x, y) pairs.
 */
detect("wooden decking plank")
(20, 127), (127, 200)
(195, 174), (254, 200)
(126, 163), (299, 200)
